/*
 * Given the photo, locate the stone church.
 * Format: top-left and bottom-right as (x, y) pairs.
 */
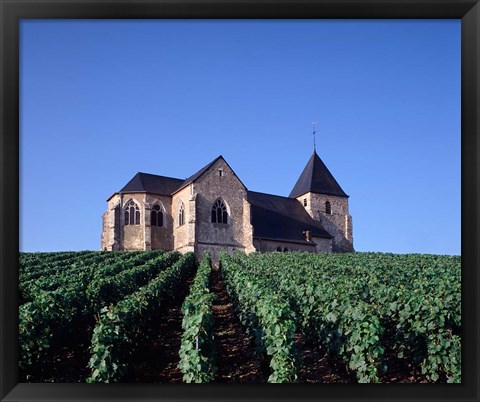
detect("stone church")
(101, 151), (353, 260)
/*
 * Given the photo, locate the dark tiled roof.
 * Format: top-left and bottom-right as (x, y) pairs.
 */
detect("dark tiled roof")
(185, 156), (222, 184)
(173, 156), (223, 194)
(247, 190), (332, 242)
(120, 172), (184, 195)
(289, 151), (348, 198)
(119, 155), (248, 198)
(173, 155), (247, 194)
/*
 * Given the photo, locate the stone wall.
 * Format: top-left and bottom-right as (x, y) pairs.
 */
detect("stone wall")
(312, 236), (333, 253)
(242, 198), (256, 253)
(192, 158), (252, 258)
(121, 193), (146, 250)
(298, 193), (354, 252)
(101, 211), (109, 251)
(102, 192), (171, 251)
(101, 195), (121, 251)
(146, 194), (174, 251)
(172, 186), (194, 253)
(123, 225), (144, 250)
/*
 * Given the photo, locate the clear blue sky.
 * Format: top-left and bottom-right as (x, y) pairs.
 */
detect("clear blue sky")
(20, 19), (461, 255)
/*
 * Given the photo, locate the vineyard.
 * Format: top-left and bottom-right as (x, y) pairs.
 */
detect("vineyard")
(19, 250), (461, 383)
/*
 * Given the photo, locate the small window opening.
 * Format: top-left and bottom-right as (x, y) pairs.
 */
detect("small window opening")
(325, 201), (332, 215)
(178, 203), (185, 226)
(218, 169), (224, 177)
(303, 198), (307, 207)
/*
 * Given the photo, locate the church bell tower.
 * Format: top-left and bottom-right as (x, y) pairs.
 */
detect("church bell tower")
(289, 150), (353, 252)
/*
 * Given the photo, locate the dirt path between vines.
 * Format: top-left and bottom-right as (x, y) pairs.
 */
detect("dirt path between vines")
(294, 333), (356, 383)
(128, 269), (268, 383)
(209, 268), (356, 383)
(126, 275), (194, 383)
(210, 269), (268, 382)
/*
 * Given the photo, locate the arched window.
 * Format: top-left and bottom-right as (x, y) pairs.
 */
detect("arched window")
(211, 198), (228, 224)
(151, 204), (164, 227)
(325, 201), (332, 215)
(178, 202), (185, 226)
(124, 200), (140, 225)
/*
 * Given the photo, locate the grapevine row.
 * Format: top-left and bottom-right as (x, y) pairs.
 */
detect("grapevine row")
(220, 253), (298, 383)
(19, 251), (178, 371)
(87, 252), (197, 382)
(178, 252), (216, 382)
(19, 251), (102, 286)
(233, 251), (461, 383)
(85, 251), (179, 313)
(19, 251), (92, 272)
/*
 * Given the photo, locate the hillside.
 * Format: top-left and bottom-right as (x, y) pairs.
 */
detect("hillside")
(18, 250), (461, 383)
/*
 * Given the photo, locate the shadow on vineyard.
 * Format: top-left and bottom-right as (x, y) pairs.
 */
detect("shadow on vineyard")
(19, 317), (94, 382)
(210, 269), (268, 382)
(124, 275), (195, 382)
(294, 334), (356, 383)
(295, 334), (429, 383)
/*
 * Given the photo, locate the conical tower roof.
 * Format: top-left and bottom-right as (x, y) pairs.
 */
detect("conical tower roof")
(289, 151), (348, 198)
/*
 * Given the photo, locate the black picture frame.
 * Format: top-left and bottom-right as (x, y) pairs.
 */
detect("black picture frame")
(1, 1), (478, 401)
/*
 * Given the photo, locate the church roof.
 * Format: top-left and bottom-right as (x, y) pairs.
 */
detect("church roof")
(247, 190), (332, 242)
(172, 155), (247, 194)
(120, 172), (184, 195)
(118, 155), (248, 198)
(172, 156), (222, 194)
(289, 151), (348, 198)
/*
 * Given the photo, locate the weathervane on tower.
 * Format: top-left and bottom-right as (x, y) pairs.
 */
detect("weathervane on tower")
(312, 121), (317, 151)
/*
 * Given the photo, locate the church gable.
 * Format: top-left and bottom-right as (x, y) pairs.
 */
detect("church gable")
(192, 157), (249, 252)
(172, 155), (247, 195)
(193, 157), (246, 192)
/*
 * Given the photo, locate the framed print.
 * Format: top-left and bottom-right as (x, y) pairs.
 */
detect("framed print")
(1, 0), (479, 401)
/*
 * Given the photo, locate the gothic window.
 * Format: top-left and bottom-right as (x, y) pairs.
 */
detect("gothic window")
(151, 204), (164, 227)
(124, 200), (140, 225)
(325, 201), (332, 215)
(211, 198), (228, 224)
(178, 202), (185, 226)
